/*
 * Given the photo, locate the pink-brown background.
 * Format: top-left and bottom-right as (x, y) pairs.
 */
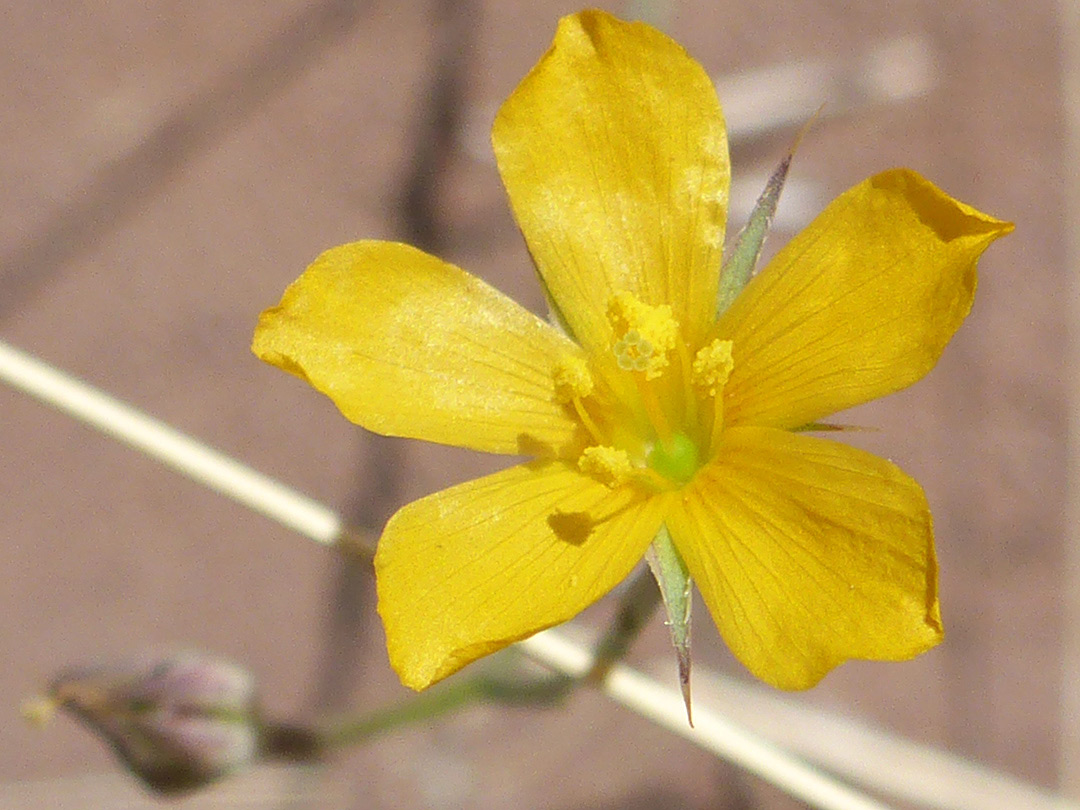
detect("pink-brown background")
(0, 1), (1063, 807)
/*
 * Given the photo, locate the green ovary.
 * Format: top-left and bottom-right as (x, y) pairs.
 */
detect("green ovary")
(647, 431), (700, 485)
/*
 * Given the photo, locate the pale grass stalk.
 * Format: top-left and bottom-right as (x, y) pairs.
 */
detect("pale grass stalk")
(0, 340), (340, 545)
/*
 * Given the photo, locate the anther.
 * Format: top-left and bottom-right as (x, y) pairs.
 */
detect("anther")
(553, 355), (595, 401)
(608, 292), (678, 380)
(692, 339), (735, 397)
(578, 445), (633, 488)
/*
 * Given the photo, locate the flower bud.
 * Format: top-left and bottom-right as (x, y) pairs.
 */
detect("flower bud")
(42, 649), (260, 794)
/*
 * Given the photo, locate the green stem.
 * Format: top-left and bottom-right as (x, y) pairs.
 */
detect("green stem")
(315, 660), (573, 751)
(291, 536), (661, 755)
(320, 676), (482, 748)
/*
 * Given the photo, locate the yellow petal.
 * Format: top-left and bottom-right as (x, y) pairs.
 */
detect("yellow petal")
(718, 170), (1013, 430)
(667, 426), (941, 689)
(376, 461), (666, 689)
(253, 241), (585, 457)
(493, 10), (730, 353)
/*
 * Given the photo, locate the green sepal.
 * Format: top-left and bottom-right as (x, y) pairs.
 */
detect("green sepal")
(715, 153), (792, 317)
(645, 524), (694, 724)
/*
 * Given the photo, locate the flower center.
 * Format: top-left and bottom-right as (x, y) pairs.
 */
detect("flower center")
(555, 293), (736, 491)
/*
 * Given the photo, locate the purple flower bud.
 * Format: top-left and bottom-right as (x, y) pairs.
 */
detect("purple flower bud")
(46, 649), (260, 794)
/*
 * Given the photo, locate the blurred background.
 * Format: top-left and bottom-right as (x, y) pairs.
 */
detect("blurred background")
(0, 0), (1063, 807)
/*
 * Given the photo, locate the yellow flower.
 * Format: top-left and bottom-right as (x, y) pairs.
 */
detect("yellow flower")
(253, 11), (1012, 691)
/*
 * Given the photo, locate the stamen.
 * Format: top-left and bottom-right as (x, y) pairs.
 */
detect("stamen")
(554, 356), (594, 399)
(554, 355), (604, 445)
(608, 292), (677, 381)
(606, 292), (683, 442)
(578, 445), (678, 493)
(579, 445), (633, 487)
(692, 339), (735, 456)
(572, 400), (605, 446)
(692, 339), (734, 396)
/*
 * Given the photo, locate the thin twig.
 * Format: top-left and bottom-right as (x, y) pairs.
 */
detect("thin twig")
(0, 340), (345, 546)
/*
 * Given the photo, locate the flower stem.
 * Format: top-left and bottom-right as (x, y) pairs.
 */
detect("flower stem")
(315, 659), (573, 752)
(304, 569), (663, 757)
(319, 678), (482, 748)
(310, 566), (663, 755)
